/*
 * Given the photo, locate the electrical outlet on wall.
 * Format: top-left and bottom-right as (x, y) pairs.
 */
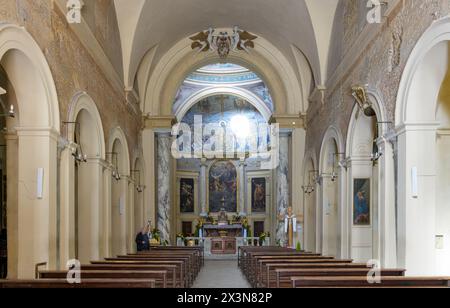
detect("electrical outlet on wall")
(436, 235), (444, 250)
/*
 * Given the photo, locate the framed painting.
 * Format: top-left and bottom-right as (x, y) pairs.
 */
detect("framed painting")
(251, 178), (266, 213)
(180, 178), (195, 213)
(208, 160), (237, 213)
(353, 178), (371, 226)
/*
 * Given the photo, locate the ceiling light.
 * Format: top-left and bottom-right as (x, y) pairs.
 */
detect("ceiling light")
(230, 115), (250, 139)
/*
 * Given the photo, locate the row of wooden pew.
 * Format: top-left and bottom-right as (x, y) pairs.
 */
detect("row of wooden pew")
(0, 246), (204, 288)
(239, 246), (450, 288)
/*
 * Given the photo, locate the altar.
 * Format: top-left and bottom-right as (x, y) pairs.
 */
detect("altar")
(203, 224), (243, 238)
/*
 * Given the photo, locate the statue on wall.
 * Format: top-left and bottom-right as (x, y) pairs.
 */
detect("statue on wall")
(279, 207), (302, 249)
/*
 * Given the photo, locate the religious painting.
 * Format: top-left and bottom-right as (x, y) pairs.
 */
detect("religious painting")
(251, 178), (266, 213)
(180, 178), (195, 213)
(353, 179), (371, 226)
(209, 161), (237, 213)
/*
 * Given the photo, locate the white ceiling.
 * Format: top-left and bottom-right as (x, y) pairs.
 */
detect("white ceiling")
(114, 0), (339, 91)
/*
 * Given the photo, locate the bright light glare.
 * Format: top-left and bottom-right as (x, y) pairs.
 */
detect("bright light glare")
(230, 115), (250, 138)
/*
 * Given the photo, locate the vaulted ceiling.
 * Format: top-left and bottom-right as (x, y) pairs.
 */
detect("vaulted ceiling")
(114, 0), (339, 93)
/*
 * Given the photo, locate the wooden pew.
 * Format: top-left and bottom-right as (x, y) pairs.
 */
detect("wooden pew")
(261, 263), (370, 288)
(91, 260), (188, 287)
(243, 252), (323, 281)
(291, 276), (450, 288)
(39, 270), (168, 288)
(107, 255), (196, 285)
(148, 246), (205, 266)
(0, 279), (156, 288)
(121, 252), (200, 276)
(252, 258), (354, 287)
(274, 268), (406, 288)
(80, 264), (177, 287)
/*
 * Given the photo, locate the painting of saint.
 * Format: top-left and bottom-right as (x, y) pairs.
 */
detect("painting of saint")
(251, 178), (266, 213)
(353, 179), (370, 225)
(180, 178), (195, 213)
(209, 161), (237, 213)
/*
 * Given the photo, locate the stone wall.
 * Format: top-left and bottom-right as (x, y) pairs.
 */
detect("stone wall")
(307, 0), (450, 161)
(0, 0), (141, 161)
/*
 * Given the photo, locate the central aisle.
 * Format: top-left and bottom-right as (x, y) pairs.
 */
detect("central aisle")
(193, 260), (251, 288)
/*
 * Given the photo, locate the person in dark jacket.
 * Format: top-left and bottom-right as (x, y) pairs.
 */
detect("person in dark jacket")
(135, 224), (150, 251)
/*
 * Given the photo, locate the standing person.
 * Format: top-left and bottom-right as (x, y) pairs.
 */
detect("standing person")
(135, 223), (150, 252)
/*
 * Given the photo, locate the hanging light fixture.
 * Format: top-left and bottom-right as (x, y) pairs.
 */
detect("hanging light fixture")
(107, 152), (121, 181)
(131, 170), (145, 193)
(302, 170), (319, 195)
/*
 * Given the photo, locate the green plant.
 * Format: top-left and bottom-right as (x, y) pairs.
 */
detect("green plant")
(296, 241), (302, 251)
(151, 228), (161, 242)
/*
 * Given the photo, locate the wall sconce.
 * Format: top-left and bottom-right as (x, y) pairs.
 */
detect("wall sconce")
(0, 105), (15, 118)
(0, 88), (15, 119)
(107, 152), (121, 181)
(371, 140), (382, 162)
(63, 121), (87, 163)
(131, 170), (145, 193)
(351, 85), (376, 117)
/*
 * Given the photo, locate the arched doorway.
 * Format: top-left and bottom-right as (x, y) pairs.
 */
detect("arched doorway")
(346, 105), (379, 263)
(109, 128), (130, 257)
(59, 93), (105, 265)
(0, 24), (60, 278)
(319, 127), (344, 258)
(396, 19), (450, 275)
(0, 68), (18, 279)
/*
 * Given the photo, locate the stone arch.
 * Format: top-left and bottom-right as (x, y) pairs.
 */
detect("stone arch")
(302, 149), (318, 253)
(318, 126), (345, 258)
(59, 92), (106, 264)
(67, 92), (106, 159)
(108, 127), (131, 257)
(174, 87), (273, 122)
(140, 34), (307, 116)
(0, 24), (60, 278)
(395, 17), (450, 275)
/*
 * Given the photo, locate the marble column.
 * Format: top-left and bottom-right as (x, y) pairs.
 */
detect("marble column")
(200, 158), (207, 217)
(156, 133), (172, 244)
(239, 159), (247, 216)
(276, 132), (291, 245)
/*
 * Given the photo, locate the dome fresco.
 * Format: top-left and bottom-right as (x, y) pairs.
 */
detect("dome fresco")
(173, 63), (274, 115)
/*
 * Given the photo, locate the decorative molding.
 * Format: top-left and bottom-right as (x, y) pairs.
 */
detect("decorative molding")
(144, 115), (177, 130)
(308, 85), (326, 105)
(270, 114), (306, 129)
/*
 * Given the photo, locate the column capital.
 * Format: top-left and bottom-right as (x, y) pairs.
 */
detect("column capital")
(143, 115), (177, 131)
(269, 114), (306, 130)
(309, 85), (326, 105)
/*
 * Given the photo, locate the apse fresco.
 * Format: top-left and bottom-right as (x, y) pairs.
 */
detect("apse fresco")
(353, 179), (371, 226)
(179, 95), (270, 154)
(209, 161), (238, 213)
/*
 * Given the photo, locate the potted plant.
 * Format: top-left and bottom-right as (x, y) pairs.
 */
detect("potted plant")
(176, 233), (186, 246)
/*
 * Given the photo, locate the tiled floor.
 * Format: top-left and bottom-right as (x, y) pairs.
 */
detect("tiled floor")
(192, 260), (251, 288)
